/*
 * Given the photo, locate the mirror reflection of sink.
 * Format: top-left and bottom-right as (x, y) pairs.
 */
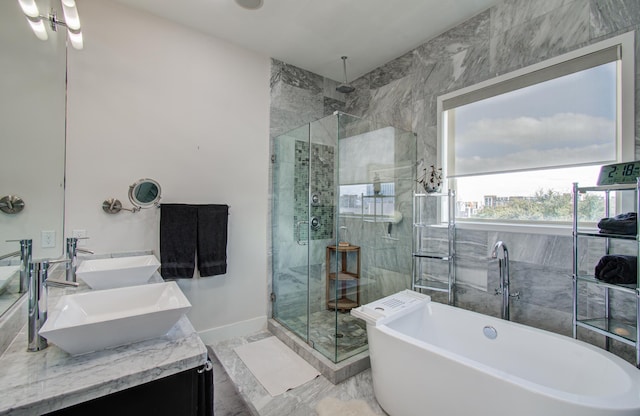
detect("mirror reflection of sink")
(76, 255), (160, 290)
(39, 281), (191, 355)
(0, 265), (20, 294)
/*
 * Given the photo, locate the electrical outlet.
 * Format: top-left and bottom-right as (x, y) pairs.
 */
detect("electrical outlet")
(41, 230), (56, 248)
(72, 229), (87, 238)
(73, 229), (88, 246)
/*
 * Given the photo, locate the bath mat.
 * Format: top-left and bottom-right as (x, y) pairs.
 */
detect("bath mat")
(234, 336), (320, 396)
(316, 397), (379, 416)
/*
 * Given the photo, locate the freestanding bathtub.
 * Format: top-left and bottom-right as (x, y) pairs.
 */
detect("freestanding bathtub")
(352, 290), (640, 416)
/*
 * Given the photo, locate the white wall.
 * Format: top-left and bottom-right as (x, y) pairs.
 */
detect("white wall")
(65, 0), (270, 341)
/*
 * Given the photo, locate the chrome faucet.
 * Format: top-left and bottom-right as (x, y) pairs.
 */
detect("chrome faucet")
(28, 259), (78, 352)
(491, 241), (519, 320)
(2, 239), (32, 293)
(65, 237), (94, 282)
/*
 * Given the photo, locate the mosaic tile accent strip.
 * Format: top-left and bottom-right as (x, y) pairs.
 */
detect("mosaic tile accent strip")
(293, 141), (335, 241)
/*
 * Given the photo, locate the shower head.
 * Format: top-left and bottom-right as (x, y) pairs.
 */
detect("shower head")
(235, 0), (264, 10)
(336, 83), (356, 94)
(336, 56), (355, 94)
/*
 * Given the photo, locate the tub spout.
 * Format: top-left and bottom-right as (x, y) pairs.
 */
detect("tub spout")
(491, 241), (519, 320)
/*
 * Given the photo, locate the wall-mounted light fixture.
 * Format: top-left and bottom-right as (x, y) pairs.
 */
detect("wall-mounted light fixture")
(17, 0), (83, 50)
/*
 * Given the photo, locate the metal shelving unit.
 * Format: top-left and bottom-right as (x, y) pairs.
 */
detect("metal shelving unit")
(572, 180), (640, 367)
(412, 190), (455, 304)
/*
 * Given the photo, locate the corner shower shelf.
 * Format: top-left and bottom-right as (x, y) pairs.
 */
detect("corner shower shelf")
(572, 180), (640, 367)
(361, 194), (396, 223)
(326, 245), (361, 311)
(412, 190), (456, 304)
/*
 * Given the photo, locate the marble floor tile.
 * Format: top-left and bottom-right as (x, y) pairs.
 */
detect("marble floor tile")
(209, 346), (254, 416)
(209, 332), (387, 416)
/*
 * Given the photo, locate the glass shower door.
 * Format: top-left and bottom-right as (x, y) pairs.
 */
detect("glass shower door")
(306, 115), (340, 361)
(332, 115), (417, 362)
(272, 123), (310, 340)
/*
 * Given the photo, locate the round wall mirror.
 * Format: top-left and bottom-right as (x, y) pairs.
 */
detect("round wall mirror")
(129, 178), (161, 208)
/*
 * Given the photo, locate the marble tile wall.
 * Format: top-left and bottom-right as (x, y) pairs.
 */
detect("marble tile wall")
(269, 0), (640, 364)
(341, 0), (640, 363)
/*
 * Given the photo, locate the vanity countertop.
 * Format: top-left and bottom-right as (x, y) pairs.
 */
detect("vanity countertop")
(0, 274), (207, 415)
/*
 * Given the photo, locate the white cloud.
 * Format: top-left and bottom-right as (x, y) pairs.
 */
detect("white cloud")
(453, 112), (616, 176)
(456, 142), (614, 176)
(456, 112), (615, 151)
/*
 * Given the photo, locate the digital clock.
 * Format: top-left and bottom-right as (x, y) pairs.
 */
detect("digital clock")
(597, 161), (640, 185)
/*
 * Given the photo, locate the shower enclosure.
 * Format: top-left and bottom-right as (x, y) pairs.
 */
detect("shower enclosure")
(271, 112), (416, 363)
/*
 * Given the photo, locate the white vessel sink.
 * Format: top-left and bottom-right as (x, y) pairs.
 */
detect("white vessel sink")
(0, 265), (19, 294)
(39, 281), (191, 355)
(76, 255), (160, 289)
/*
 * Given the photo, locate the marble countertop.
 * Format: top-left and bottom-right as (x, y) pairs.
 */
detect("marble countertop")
(0, 273), (208, 415)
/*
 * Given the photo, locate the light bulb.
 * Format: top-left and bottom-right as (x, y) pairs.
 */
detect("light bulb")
(61, 0), (81, 31)
(67, 29), (83, 50)
(18, 0), (40, 18)
(27, 17), (48, 41)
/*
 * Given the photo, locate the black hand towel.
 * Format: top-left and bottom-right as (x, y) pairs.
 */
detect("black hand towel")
(594, 255), (637, 284)
(160, 204), (198, 278)
(197, 204), (228, 277)
(597, 212), (637, 235)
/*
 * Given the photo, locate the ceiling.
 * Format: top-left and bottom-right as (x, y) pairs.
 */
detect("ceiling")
(112, 0), (500, 82)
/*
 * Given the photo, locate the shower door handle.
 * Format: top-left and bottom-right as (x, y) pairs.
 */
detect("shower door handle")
(295, 220), (308, 246)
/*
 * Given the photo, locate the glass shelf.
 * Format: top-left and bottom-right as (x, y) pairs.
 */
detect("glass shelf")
(575, 230), (637, 240)
(576, 274), (637, 294)
(414, 278), (451, 293)
(413, 251), (450, 261)
(576, 318), (637, 346)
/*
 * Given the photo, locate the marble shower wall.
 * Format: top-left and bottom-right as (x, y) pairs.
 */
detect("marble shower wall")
(338, 0), (640, 364)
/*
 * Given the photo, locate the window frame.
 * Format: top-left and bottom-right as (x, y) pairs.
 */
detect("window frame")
(436, 32), (635, 235)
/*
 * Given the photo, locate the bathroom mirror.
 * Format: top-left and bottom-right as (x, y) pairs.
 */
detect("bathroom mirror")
(129, 178), (162, 208)
(102, 179), (161, 214)
(0, 0), (67, 317)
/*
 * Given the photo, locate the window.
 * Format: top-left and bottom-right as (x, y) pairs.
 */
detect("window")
(439, 33), (634, 226)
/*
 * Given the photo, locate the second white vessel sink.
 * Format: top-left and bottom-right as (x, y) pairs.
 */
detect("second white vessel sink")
(39, 281), (191, 355)
(76, 255), (160, 289)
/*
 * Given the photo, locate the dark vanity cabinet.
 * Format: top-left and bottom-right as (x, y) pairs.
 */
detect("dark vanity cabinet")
(45, 365), (213, 416)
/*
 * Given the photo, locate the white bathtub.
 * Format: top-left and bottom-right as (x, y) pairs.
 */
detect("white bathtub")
(352, 291), (640, 416)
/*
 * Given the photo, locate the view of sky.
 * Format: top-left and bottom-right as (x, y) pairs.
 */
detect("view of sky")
(450, 61), (617, 205)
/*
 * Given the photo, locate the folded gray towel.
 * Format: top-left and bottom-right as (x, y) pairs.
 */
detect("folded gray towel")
(598, 212), (637, 235)
(594, 255), (637, 284)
